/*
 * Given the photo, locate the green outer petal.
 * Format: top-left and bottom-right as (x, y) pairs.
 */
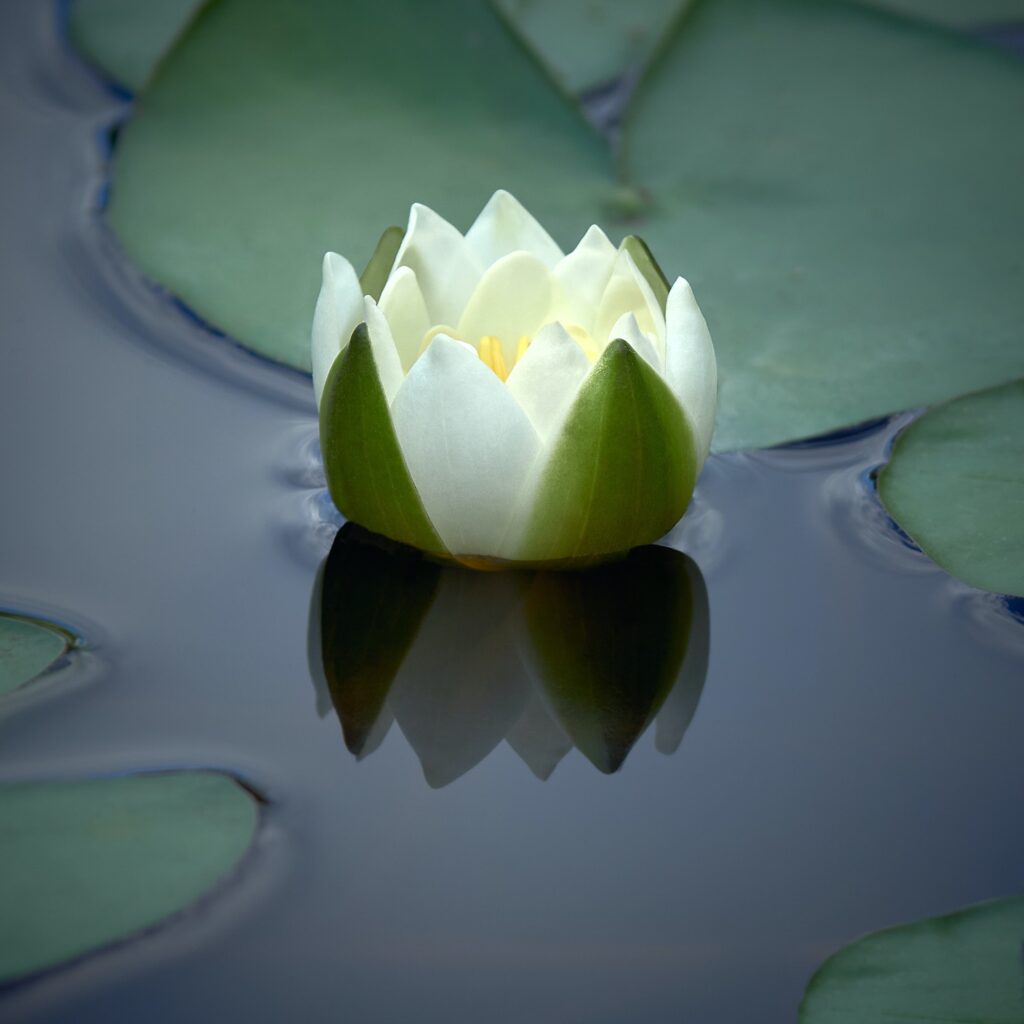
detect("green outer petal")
(621, 235), (670, 311)
(517, 339), (699, 563)
(320, 524), (440, 755)
(800, 893), (1024, 1023)
(523, 545), (698, 773)
(878, 379), (1024, 597)
(0, 772), (258, 982)
(320, 325), (447, 558)
(359, 226), (405, 302)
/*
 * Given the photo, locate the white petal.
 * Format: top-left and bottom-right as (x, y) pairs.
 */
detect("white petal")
(665, 278), (718, 460)
(456, 251), (553, 364)
(311, 252), (363, 407)
(378, 266), (431, 373)
(607, 311), (661, 373)
(550, 225), (617, 336)
(392, 203), (482, 326)
(594, 249), (667, 362)
(506, 690), (572, 781)
(465, 189), (564, 269)
(361, 297), (404, 406)
(505, 322), (589, 443)
(390, 334), (540, 558)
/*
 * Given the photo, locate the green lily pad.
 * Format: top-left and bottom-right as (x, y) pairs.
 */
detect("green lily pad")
(878, 380), (1024, 597)
(858, 0), (1024, 28)
(800, 893), (1024, 1023)
(106, 0), (611, 372)
(106, 0), (1024, 450)
(68, 0), (201, 92)
(0, 614), (70, 697)
(0, 772), (259, 982)
(622, 0), (1024, 450)
(492, 0), (690, 98)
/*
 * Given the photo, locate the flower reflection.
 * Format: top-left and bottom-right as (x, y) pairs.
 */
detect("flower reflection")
(315, 525), (709, 787)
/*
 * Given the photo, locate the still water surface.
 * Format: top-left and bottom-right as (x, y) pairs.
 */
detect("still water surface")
(1, 3), (1022, 1021)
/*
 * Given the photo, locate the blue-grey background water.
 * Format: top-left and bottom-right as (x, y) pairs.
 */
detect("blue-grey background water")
(1, 2), (1022, 1021)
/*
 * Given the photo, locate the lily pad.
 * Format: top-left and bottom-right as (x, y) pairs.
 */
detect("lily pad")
(68, 0), (201, 92)
(878, 380), (1024, 597)
(492, 0), (690, 98)
(0, 772), (259, 982)
(106, 0), (611, 372)
(106, 0), (1024, 450)
(800, 893), (1024, 1023)
(859, 0), (1024, 28)
(0, 614), (69, 697)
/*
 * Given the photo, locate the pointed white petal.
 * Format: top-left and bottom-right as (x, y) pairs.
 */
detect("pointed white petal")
(550, 225), (617, 336)
(594, 249), (667, 361)
(390, 334), (540, 558)
(465, 189), (564, 269)
(378, 266), (431, 373)
(392, 203), (482, 326)
(456, 251), (553, 363)
(506, 322), (589, 443)
(361, 296), (404, 406)
(665, 278), (718, 460)
(311, 252), (363, 407)
(607, 311), (661, 372)
(506, 690), (572, 781)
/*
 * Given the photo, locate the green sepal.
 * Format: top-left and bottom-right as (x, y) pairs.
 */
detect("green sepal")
(359, 226), (405, 302)
(320, 325), (447, 558)
(621, 235), (669, 311)
(517, 339), (698, 563)
(320, 524), (440, 755)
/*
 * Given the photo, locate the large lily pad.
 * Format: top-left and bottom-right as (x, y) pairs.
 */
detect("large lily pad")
(0, 614), (69, 697)
(68, 0), (201, 92)
(0, 772), (259, 982)
(105, 0), (1024, 449)
(878, 380), (1024, 597)
(800, 893), (1024, 1023)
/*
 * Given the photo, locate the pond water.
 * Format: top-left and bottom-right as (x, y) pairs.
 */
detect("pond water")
(2, 2), (1023, 1022)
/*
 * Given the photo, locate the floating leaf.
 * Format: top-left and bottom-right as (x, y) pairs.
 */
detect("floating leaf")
(857, 0), (1024, 29)
(878, 380), (1024, 597)
(0, 614), (69, 697)
(800, 894), (1024, 1023)
(68, 0), (201, 92)
(0, 772), (258, 982)
(493, 0), (690, 97)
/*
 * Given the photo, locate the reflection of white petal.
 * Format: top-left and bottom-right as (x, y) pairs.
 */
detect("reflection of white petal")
(388, 571), (528, 788)
(362, 297), (404, 406)
(465, 190), (564, 269)
(456, 252), (553, 365)
(505, 322), (589, 443)
(312, 252), (363, 407)
(595, 249), (666, 361)
(607, 311), (661, 372)
(550, 225), (617, 336)
(378, 266), (431, 373)
(393, 203), (482, 326)
(390, 334), (540, 558)
(665, 278), (718, 460)
(656, 557), (710, 754)
(506, 689), (572, 781)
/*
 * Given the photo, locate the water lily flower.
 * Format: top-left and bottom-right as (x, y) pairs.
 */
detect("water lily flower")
(313, 190), (716, 567)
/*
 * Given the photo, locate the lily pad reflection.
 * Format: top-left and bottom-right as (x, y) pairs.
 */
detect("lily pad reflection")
(318, 525), (709, 787)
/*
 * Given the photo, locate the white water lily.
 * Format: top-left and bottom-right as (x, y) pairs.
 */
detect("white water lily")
(313, 190), (716, 567)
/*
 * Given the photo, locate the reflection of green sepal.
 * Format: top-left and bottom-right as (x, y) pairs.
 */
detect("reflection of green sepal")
(320, 525), (440, 755)
(523, 546), (695, 773)
(320, 325), (447, 557)
(359, 226), (405, 302)
(518, 339), (698, 563)
(622, 235), (669, 311)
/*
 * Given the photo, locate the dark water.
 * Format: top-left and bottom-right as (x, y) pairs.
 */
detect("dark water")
(2, 3), (1023, 1021)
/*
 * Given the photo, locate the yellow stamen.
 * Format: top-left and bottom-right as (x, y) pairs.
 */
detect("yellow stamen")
(478, 335), (510, 381)
(515, 335), (531, 363)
